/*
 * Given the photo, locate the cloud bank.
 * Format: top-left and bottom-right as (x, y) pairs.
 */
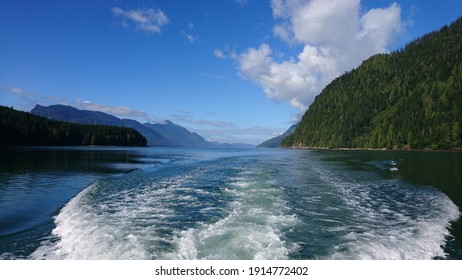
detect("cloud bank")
(168, 110), (284, 145)
(238, 0), (404, 112)
(111, 7), (169, 33)
(170, 110), (236, 129)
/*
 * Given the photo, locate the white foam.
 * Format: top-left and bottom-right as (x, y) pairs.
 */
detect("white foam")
(31, 168), (206, 260)
(30, 152), (459, 261)
(167, 172), (299, 260)
(314, 167), (460, 260)
(31, 183), (151, 259)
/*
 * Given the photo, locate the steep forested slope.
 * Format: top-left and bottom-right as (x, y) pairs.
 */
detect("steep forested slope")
(283, 17), (462, 150)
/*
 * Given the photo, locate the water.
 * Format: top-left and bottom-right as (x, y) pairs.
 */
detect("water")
(0, 147), (461, 259)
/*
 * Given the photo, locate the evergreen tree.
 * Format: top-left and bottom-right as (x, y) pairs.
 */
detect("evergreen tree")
(0, 106), (147, 147)
(283, 17), (462, 150)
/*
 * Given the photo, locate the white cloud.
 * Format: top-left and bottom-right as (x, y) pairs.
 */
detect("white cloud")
(194, 125), (286, 145)
(182, 22), (198, 43)
(238, 0), (404, 113)
(277, 0), (360, 46)
(111, 7), (169, 33)
(77, 100), (155, 122)
(238, 43), (338, 110)
(213, 44), (238, 60)
(169, 110), (236, 129)
(1, 86), (38, 108)
(213, 49), (226, 59)
(358, 3), (404, 53)
(10, 87), (23, 95)
(182, 31), (198, 43)
(1, 85), (72, 110)
(167, 109), (286, 145)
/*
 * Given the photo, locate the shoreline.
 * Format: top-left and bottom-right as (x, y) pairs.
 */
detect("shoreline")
(283, 146), (462, 153)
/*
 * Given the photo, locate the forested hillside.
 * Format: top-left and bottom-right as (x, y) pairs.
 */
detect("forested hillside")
(31, 104), (216, 147)
(31, 104), (170, 146)
(0, 106), (147, 146)
(283, 17), (462, 150)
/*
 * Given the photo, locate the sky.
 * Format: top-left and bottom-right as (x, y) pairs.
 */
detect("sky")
(1, 0), (461, 145)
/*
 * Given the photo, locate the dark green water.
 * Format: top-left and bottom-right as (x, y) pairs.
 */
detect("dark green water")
(0, 147), (460, 259)
(316, 150), (462, 259)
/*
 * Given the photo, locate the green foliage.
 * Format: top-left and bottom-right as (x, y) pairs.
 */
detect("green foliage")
(0, 106), (147, 146)
(283, 17), (462, 150)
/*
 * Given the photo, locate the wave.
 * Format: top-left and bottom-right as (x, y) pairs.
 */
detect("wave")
(313, 166), (460, 260)
(31, 181), (150, 259)
(31, 167), (205, 259)
(30, 152), (460, 260)
(166, 170), (299, 260)
(30, 159), (297, 260)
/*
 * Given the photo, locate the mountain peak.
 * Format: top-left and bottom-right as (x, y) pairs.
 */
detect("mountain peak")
(30, 104), (215, 147)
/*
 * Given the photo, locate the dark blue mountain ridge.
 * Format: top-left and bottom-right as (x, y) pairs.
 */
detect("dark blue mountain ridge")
(31, 104), (210, 147)
(143, 121), (211, 147)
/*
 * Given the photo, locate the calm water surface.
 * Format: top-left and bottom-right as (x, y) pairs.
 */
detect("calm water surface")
(0, 147), (461, 259)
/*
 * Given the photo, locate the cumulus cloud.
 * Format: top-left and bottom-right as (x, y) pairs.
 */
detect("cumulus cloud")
(77, 100), (154, 122)
(111, 7), (169, 33)
(238, 0), (404, 112)
(238, 43), (339, 110)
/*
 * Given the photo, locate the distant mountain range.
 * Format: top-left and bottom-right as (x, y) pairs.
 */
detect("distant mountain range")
(31, 104), (171, 146)
(31, 104), (254, 148)
(258, 123), (299, 148)
(1, 106), (146, 147)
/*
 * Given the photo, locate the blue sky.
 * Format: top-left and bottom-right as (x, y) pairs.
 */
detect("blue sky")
(1, 0), (461, 144)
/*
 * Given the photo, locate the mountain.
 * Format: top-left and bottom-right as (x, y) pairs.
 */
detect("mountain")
(31, 104), (223, 147)
(31, 104), (212, 147)
(1, 106), (146, 146)
(30, 104), (252, 148)
(31, 104), (170, 146)
(283, 17), (462, 150)
(31, 104), (121, 126)
(258, 122), (299, 148)
(143, 121), (211, 147)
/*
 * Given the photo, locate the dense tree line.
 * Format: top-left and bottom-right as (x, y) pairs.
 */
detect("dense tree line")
(0, 106), (147, 146)
(283, 17), (462, 150)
